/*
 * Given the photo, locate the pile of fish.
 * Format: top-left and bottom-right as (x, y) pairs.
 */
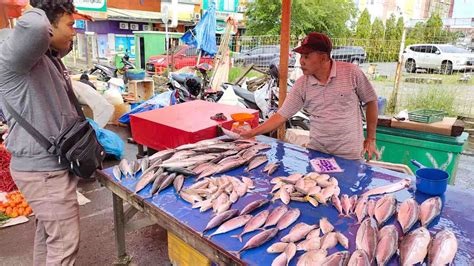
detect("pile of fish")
(267, 217), (350, 266)
(271, 172), (340, 207)
(180, 175), (259, 214)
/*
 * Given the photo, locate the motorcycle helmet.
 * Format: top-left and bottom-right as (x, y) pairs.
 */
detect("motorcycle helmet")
(185, 77), (202, 97)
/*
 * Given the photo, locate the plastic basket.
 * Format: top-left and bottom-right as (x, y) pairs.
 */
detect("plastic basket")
(408, 109), (446, 124)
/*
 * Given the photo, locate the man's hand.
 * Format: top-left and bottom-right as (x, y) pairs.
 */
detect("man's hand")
(362, 138), (380, 161)
(240, 130), (255, 139)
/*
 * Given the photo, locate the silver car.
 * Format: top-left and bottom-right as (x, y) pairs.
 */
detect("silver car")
(403, 44), (474, 74)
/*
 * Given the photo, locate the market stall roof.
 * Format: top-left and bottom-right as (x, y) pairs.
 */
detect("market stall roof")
(107, 8), (162, 23)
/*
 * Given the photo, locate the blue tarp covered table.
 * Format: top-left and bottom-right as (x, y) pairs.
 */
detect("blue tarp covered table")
(97, 136), (474, 265)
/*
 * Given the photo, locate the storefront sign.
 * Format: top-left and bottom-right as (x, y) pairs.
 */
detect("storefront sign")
(74, 20), (86, 29)
(202, 0), (239, 13)
(74, 0), (107, 12)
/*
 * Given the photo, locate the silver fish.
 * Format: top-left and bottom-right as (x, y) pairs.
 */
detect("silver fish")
(428, 229), (458, 265)
(216, 158), (247, 174)
(149, 149), (175, 162)
(264, 205), (289, 228)
(239, 199), (269, 215)
(119, 159), (133, 178)
(134, 170), (156, 193)
(234, 210), (270, 242)
(361, 178), (411, 198)
(218, 125), (241, 140)
(374, 194), (397, 226)
(208, 214), (253, 238)
(234, 228), (279, 258)
(356, 218), (378, 263)
(348, 249), (370, 266)
(112, 165), (122, 181)
(375, 225), (398, 266)
(157, 173), (177, 193)
(140, 156), (149, 173)
(173, 174), (185, 193)
(245, 155), (268, 172)
(399, 227), (431, 265)
(163, 166), (196, 176)
(297, 249), (327, 266)
(281, 222), (317, 242)
(203, 209), (239, 233)
(397, 198), (419, 234)
(267, 242), (289, 253)
(192, 162), (215, 175)
(321, 251), (350, 266)
(419, 196), (442, 227)
(276, 208), (301, 230)
(149, 172), (169, 196)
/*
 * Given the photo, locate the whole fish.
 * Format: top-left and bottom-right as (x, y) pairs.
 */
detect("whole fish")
(297, 249), (327, 266)
(179, 191), (202, 204)
(419, 196), (442, 227)
(356, 218), (378, 263)
(280, 185), (291, 205)
(348, 249), (371, 266)
(140, 156), (149, 173)
(149, 172), (169, 196)
(134, 170), (156, 193)
(336, 231), (349, 249)
(361, 178), (411, 198)
(175, 138), (222, 151)
(119, 159), (133, 178)
(239, 199), (269, 215)
(149, 149), (175, 162)
(349, 195), (359, 214)
(234, 228), (279, 259)
(367, 199), (376, 218)
(428, 229), (458, 265)
(397, 198), (419, 234)
(374, 195), (397, 226)
(319, 217), (334, 235)
(280, 173), (304, 185)
(112, 165), (122, 181)
(276, 208), (301, 230)
(163, 166), (196, 176)
(281, 222), (316, 242)
(296, 237), (321, 251)
(320, 232), (339, 250)
(203, 209), (239, 233)
(332, 195), (344, 216)
(306, 228), (321, 239)
(399, 227), (431, 266)
(192, 162), (215, 175)
(264, 162), (280, 175)
(245, 155), (268, 172)
(271, 252), (287, 266)
(198, 164), (220, 179)
(375, 225), (398, 266)
(321, 251), (350, 266)
(234, 210), (270, 242)
(216, 158), (247, 174)
(284, 242), (297, 265)
(241, 176), (255, 189)
(218, 125), (241, 140)
(354, 197), (368, 224)
(341, 194), (352, 216)
(264, 205), (288, 228)
(129, 160), (141, 177)
(267, 242), (289, 253)
(208, 214), (253, 238)
(157, 173), (177, 193)
(173, 174), (185, 193)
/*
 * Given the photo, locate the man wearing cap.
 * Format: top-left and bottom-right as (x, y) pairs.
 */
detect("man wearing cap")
(241, 32), (379, 160)
(0, 1), (91, 264)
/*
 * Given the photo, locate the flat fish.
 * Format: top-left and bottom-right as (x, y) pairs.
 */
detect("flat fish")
(428, 229), (458, 266)
(276, 208), (300, 230)
(374, 195), (397, 226)
(375, 225), (398, 266)
(419, 196), (442, 227)
(356, 218), (378, 263)
(399, 227), (431, 266)
(234, 228), (279, 259)
(397, 198), (419, 234)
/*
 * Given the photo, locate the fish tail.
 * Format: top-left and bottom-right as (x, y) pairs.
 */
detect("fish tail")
(229, 251), (241, 259)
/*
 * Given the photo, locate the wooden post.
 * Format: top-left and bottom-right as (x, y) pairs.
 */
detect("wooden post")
(387, 28), (406, 114)
(277, 0), (291, 140)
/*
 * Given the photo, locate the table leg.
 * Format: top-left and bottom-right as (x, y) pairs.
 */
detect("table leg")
(112, 193), (132, 265)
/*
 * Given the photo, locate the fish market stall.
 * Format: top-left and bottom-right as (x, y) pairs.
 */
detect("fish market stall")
(96, 135), (474, 265)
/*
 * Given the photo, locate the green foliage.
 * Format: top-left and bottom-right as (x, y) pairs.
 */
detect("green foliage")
(385, 14), (397, 40)
(244, 0), (356, 38)
(404, 87), (457, 116)
(228, 67), (264, 83)
(406, 13), (461, 45)
(367, 18), (385, 61)
(355, 9), (371, 39)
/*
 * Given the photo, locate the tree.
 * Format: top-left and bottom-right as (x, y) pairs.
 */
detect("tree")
(395, 16), (404, 40)
(425, 12), (443, 42)
(385, 14), (397, 40)
(244, 0), (356, 38)
(368, 18), (385, 61)
(355, 9), (371, 39)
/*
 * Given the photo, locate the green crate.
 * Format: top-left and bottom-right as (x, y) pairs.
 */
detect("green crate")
(408, 109), (446, 123)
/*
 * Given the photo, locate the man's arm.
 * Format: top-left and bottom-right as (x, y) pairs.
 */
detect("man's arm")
(363, 100), (380, 160)
(240, 113), (287, 138)
(1, 8), (51, 73)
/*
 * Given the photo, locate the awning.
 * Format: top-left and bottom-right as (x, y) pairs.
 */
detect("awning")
(107, 8), (162, 23)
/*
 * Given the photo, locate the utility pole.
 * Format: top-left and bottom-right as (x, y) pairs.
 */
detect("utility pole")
(387, 28), (406, 114)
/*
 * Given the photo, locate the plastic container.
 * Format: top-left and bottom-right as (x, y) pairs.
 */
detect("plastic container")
(412, 160), (449, 195)
(230, 113), (255, 134)
(377, 97), (387, 115)
(408, 109), (446, 123)
(365, 127), (468, 184)
(125, 69), (146, 81)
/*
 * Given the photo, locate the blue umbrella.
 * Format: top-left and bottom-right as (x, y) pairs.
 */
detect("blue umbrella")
(181, 1), (217, 56)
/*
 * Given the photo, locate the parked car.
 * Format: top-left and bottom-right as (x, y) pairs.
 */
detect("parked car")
(145, 45), (214, 75)
(403, 44), (474, 74)
(331, 46), (367, 65)
(233, 45), (297, 68)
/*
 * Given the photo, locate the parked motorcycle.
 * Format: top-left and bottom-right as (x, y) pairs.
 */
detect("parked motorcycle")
(89, 53), (135, 83)
(168, 63), (224, 103)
